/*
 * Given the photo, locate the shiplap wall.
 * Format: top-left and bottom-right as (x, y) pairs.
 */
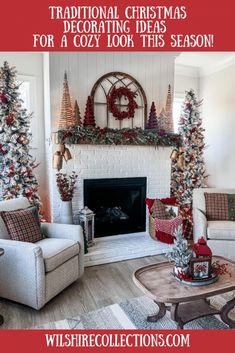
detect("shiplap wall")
(49, 52), (177, 130)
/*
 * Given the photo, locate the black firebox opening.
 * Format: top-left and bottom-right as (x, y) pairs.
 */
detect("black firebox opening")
(84, 177), (147, 237)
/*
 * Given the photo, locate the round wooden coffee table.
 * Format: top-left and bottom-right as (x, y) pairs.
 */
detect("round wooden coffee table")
(0, 248), (4, 326)
(133, 256), (235, 329)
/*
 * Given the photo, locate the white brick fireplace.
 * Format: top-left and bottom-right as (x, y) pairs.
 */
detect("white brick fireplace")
(47, 51), (177, 227)
(52, 144), (172, 227)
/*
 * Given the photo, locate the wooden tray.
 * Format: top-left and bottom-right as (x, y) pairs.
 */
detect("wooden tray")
(173, 272), (219, 286)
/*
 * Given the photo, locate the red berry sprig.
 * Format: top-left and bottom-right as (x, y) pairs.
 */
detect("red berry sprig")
(212, 261), (231, 277)
(56, 171), (78, 201)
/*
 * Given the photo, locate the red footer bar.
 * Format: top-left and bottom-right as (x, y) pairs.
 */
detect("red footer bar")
(0, 330), (233, 353)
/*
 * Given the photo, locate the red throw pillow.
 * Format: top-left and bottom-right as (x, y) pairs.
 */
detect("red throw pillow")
(0, 206), (42, 243)
(145, 197), (177, 213)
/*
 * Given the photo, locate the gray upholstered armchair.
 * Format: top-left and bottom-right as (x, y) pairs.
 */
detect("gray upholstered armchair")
(0, 197), (84, 309)
(193, 188), (235, 261)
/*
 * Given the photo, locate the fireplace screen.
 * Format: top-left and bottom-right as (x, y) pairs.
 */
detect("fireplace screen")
(84, 177), (147, 237)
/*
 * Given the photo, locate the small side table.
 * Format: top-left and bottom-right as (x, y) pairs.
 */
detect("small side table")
(0, 248), (4, 326)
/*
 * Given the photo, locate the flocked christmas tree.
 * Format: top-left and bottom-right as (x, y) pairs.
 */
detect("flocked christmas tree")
(146, 102), (159, 130)
(0, 61), (41, 207)
(167, 224), (193, 269)
(171, 89), (207, 238)
(58, 71), (73, 129)
(72, 99), (82, 127)
(83, 96), (96, 127)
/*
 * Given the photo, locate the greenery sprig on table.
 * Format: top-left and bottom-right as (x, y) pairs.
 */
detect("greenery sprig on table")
(57, 126), (182, 147)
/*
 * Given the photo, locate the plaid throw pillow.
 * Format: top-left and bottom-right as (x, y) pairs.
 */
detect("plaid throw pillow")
(151, 199), (171, 219)
(204, 193), (235, 221)
(0, 206), (42, 243)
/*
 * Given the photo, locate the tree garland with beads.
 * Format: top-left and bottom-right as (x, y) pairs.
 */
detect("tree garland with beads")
(108, 86), (138, 120)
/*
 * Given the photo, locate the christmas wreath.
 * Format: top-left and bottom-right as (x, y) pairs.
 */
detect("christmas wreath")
(108, 86), (138, 120)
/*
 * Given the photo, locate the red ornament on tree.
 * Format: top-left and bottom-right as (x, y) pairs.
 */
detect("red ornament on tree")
(6, 113), (15, 125)
(186, 102), (192, 110)
(25, 190), (33, 198)
(8, 165), (14, 177)
(0, 143), (7, 155)
(146, 102), (159, 130)
(0, 91), (7, 103)
(83, 96), (96, 127)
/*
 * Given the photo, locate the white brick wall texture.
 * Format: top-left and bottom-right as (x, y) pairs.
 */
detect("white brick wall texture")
(52, 145), (172, 226)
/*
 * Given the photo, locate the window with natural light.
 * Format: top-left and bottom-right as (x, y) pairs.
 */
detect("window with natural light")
(19, 81), (31, 111)
(17, 75), (38, 148)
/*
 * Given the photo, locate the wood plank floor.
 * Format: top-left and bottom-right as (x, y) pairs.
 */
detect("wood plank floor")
(0, 255), (165, 329)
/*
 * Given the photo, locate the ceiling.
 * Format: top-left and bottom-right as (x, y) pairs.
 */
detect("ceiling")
(176, 52), (235, 67)
(175, 52), (235, 76)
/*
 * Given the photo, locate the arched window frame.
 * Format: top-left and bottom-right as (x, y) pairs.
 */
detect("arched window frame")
(90, 71), (148, 128)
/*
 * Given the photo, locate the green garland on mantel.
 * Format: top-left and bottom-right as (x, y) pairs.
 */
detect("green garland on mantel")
(57, 126), (182, 147)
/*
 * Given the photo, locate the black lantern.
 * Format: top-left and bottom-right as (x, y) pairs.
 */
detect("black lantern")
(78, 206), (95, 247)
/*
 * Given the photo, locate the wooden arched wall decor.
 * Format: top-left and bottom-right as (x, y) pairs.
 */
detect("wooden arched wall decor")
(90, 72), (147, 129)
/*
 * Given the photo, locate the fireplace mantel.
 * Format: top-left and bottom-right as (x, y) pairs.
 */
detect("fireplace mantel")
(57, 127), (181, 147)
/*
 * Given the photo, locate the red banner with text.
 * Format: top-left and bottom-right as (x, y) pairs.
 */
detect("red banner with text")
(0, 0), (234, 51)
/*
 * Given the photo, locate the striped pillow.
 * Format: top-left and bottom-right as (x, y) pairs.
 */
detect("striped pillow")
(204, 193), (235, 221)
(0, 206), (42, 243)
(154, 216), (183, 235)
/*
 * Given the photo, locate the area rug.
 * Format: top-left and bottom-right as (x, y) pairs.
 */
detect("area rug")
(84, 232), (172, 267)
(36, 296), (229, 329)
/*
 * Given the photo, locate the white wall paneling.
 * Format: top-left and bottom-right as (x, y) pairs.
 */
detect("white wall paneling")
(49, 52), (177, 129)
(200, 64), (235, 188)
